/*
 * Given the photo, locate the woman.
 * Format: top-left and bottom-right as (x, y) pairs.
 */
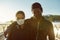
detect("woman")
(4, 11), (25, 40)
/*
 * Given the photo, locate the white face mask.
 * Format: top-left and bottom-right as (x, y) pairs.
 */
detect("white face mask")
(17, 19), (25, 25)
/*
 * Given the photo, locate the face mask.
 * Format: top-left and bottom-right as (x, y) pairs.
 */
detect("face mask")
(17, 19), (25, 25)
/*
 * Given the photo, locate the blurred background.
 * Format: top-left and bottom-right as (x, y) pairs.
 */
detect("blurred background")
(0, 0), (60, 40)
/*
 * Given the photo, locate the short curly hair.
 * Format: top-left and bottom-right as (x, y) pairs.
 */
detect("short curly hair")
(32, 2), (43, 12)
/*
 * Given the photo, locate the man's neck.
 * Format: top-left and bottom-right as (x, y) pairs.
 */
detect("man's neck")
(33, 16), (43, 21)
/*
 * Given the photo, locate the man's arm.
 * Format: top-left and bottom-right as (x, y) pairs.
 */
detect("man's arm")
(4, 22), (16, 38)
(48, 22), (55, 40)
(4, 26), (11, 38)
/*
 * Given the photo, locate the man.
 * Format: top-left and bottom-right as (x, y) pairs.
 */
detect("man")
(4, 11), (25, 40)
(25, 2), (55, 40)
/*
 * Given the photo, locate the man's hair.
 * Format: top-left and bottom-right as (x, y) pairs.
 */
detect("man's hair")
(16, 11), (25, 17)
(32, 2), (43, 12)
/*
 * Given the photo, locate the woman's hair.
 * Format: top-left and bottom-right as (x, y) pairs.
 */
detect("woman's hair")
(16, 11), (25, 17)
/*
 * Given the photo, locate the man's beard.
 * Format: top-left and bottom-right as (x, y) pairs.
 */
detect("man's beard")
(34, 13), (42, 18)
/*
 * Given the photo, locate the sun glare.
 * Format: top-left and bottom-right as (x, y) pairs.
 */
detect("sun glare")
(0, 5), (15, 23)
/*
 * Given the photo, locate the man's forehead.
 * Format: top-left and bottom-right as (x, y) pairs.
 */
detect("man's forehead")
(32, 8), (40, 10)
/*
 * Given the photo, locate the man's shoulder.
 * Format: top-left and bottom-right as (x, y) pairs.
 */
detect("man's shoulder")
(43, 18), (52, 24)
(25, 17), (33, 22)
(42, 18), (53, 29)
(43, 18), (52, 25)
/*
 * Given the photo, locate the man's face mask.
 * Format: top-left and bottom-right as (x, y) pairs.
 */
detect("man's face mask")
(17, 19), (25, 25)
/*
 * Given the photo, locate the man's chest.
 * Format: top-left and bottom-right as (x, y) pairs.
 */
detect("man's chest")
(29, 20), (49, 31)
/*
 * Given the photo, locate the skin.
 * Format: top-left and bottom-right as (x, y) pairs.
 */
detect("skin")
(32, 8), (42, 19)
(16, 13), (25, 20)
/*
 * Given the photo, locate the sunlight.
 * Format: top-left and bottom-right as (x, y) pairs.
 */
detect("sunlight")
(53, 22), (60, 39)
(0, 5), (15, 23)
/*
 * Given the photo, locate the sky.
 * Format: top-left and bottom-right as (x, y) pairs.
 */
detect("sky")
(0, 0), (60, 23)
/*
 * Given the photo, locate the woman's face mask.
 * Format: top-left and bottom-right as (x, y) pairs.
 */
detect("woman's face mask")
(17, 19), (25, 25)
